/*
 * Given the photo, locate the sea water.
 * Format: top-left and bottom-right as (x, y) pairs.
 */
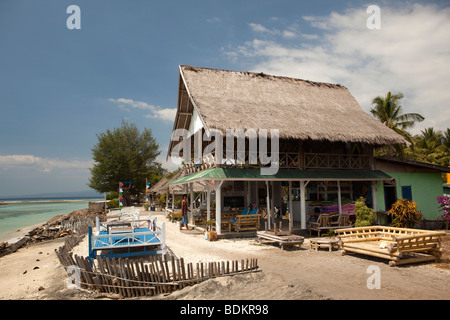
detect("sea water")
(0, 198), (102, 240)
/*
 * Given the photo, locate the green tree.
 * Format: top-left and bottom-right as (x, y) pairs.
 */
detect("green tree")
(412, 128), (445, 163)
(354, 197), (376, 227)
(370, 91), (424, 156)
(89, 120), (164, 194)
(403, 127), (450, 170)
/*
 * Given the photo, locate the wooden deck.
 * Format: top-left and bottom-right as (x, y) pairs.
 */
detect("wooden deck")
(257, 231), (304, 249)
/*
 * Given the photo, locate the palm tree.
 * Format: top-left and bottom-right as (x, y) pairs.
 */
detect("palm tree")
(370, 91), (425, 145)
(413, 128), (444, 163)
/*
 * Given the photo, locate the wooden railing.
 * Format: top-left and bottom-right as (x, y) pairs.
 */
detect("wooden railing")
(304, 153), (370, 169)
(183, 152), (371, 173)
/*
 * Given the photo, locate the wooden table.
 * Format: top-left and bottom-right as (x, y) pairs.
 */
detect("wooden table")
(257, 231), (304, 250)
(107, 221), (132, 234)
(309, 237), (339, 251)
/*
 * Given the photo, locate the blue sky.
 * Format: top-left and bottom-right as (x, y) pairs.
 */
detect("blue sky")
(1, 0), (449, 198)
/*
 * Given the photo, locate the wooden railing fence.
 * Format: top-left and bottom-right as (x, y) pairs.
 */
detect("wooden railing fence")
(56, 233), (259, 298)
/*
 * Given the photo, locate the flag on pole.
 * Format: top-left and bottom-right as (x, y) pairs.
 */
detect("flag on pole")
(146, 179), (150, 202)
(119, 181), (124, 209)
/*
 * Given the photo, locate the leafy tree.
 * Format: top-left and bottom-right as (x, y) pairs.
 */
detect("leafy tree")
(354, 197), (376, 227)
(89, 120), (164, 194)
(387, 198), (422, 228)
(408, 128), (445, 164)
(370, 91), (424, 156)
(403, 128), (450, 175)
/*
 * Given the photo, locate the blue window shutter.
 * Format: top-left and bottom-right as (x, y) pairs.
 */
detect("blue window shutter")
(401, 186), (413, 201)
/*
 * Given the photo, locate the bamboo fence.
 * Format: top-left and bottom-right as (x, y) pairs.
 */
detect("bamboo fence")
(55, 233), (259, 298)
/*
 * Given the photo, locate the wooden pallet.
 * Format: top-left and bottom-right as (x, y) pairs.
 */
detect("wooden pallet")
(257, 231), (304, 250)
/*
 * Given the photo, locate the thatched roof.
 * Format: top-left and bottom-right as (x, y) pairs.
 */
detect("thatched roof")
(169, 65), (406, 154)
(149, 169), (204, 194)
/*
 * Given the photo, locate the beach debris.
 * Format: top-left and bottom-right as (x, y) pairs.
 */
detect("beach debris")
(0, 208), (106, 258)
(33, 266), (39, 270)
(92, 293), (124, 300)
(38, 286), (45, 291)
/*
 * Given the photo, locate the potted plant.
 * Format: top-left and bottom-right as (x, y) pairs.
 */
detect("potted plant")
(143, 202), (150, 211)
(387, 198), (422, 228)
(205, 220), (217, 241)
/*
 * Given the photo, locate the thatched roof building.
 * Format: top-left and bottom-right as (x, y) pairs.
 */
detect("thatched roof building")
(149, 169), (203, 195)
(161, 65), (450, 235)
(169, 65), (405, 155)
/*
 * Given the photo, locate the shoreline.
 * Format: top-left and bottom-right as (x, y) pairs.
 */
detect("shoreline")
(0, 223), (47, 244)
(0, 199), (104, 205)
(0, 199), (104, 242)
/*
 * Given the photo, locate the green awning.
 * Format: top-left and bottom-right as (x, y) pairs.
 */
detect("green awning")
(169, 167), (393, 185)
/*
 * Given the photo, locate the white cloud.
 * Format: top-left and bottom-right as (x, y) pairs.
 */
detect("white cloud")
(0, 154), (92, 173)
(206, 17), (221, 23)
(249, 22), (299, 40)
(282, 30), (297, 39)
(144, 108), (177, 122)
(109, 98), (176, 122)
(228, 3), (450, 134)
(249, 23), (274, 34)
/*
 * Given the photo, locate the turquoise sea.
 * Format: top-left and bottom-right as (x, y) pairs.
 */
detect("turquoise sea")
(0, 198), (102, 240)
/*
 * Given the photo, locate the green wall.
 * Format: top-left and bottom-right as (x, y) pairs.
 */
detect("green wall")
(379, 172), (443, 220)
(375, 180), (385, 212)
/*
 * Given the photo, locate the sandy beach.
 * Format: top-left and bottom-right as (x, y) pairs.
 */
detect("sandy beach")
(0, 208), (449, 300)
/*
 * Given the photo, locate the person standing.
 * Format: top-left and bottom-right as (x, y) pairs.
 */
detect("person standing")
(180, 194), (190, 231)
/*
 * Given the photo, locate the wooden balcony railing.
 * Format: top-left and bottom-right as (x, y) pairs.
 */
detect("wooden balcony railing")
(304, 153), (371, 169)
(183, 152), (371, 174)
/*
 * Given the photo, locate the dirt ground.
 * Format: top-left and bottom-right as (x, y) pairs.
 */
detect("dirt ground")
(0, 210), (449, 300)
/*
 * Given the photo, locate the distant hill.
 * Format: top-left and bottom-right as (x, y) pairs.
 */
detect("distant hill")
(1, 190), (104, 200)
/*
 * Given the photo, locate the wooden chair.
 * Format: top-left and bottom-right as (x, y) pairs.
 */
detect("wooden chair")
(309, 214), (331, 236)
(330, 214), (353, 229)
(232, 214), (261, 232)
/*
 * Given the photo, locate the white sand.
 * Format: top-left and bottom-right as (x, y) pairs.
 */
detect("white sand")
(1, 208), (449, 300)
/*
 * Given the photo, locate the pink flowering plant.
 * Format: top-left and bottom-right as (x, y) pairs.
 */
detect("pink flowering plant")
(437, 196), (450, 224)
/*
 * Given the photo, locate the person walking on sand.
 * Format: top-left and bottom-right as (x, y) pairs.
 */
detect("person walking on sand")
(180, 194), (190, 231)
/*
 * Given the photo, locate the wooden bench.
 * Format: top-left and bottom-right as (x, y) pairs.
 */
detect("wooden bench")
(336, 226), (446, 267)
(309, 214), (331, 236)
(232, 214), (261, 232)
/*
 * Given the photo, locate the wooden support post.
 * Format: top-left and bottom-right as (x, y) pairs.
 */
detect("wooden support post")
(207, 183), (211, 221)
(337, 181), (342, 215)
(288, 181), (293, 233)
(189, 183), (194, 225)
(172, 190), (175, 210)
(266, 181), (271, 230)
(300, 180), (306, 230)
(371, 181), (378, 212)
(247, 181), (251, 207)
(215, 180), (222, 234)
